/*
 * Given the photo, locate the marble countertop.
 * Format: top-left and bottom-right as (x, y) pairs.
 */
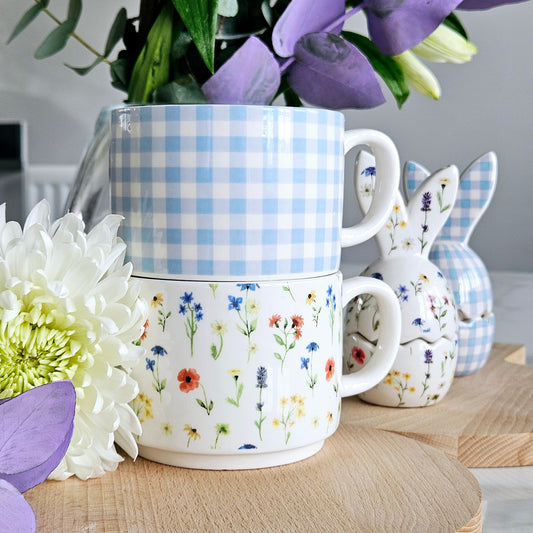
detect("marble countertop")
(341, 264), (533, 532)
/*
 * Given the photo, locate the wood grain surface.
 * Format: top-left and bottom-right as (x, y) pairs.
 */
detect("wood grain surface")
(342, 343), (533, 467)
(26, 425), (481, 532)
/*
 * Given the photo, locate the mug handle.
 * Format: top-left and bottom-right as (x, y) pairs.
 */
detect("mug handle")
(341, 129), (400, 248)
(340, 276), (401, 398)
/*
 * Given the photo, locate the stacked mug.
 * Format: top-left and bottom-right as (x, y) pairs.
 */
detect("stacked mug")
(110, 105), (402, 470)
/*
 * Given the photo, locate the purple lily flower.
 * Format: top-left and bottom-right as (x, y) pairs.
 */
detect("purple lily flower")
(362, 0), (463, 56)
(202, 36), (280, 105)
(458, 0), (529, 8)
(288, 32), (385, 109)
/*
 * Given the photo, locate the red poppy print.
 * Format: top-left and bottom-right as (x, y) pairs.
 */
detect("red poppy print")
(351, 347), (366, 365)
(325, 357), (335, 381)
(269, 314), (281, 327)
(177, 368), (201, 393)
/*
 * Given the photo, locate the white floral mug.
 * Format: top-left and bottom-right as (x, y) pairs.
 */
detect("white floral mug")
(131, 272), (401, 469)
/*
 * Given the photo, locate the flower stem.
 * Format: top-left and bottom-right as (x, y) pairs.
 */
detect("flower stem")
(36, 1), (111, 65)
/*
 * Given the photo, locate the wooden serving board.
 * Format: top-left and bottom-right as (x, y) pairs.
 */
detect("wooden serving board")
(342, 343), (533, 467)
(26, 425), (481, 532)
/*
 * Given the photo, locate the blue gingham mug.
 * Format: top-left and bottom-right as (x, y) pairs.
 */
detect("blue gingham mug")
(110, 105), (400, 280)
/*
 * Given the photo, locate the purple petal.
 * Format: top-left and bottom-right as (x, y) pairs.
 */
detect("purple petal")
(202, 36), (280, 105)
(0, 381), (75, 493)
(0, 480), (36, 533)
(363, 0), (462, 56)
(272, 0), (345, 57)
(288, 32), (385, 109)
(458, 0), (528, 8)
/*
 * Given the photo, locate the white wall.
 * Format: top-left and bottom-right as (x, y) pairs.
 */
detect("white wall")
(1, 1), (532, 272)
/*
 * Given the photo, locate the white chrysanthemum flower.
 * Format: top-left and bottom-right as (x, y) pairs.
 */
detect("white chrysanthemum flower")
(0, 200), (147, 480)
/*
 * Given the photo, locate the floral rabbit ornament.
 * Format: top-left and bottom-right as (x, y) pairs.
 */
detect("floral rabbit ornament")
(404, 152), (497, 376)
(344, 151), (459, 407)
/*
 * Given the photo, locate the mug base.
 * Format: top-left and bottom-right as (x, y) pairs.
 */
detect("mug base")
(138, 440), (325, 470)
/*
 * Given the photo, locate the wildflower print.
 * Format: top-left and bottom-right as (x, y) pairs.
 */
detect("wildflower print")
(212, 423), (230, 449)
(441, 343), (457, 378)
(362, 166), (376, 178)
(302, 342), (319, 391)
(179, 292), (203, 357)
(313, 416), (320, 429)
(254, 366), (268, 440)
(269, 314), (303, 372)
(437, 178), (452, 213)
(229, 284), (260, 361)
(402, 237), (415, 251)
(419, 191), (432, 253)
(412, 317), (430, 334)
(210, 320), (228, 360)
(177, 368), (214, 415)
(161, 422), (173, 436)
(326, 285), (337, 342)
(326, 411), (334, 430)
(140, 318), (149, 341)
(383, 370), (416, 407)
(151, 293), (171, 332)
(282, 284), (296, 301)
(131, 392), (154, 424)
(183, 424), (201, 447)
(209, 283), (218, 297)
(420, 349), (433, 399)
(396, 284), (409, 303)
(148, 345), (168, 399)
(273, 394), (306, 445)
(226, 368), (244, 407)
(306, 289), (322, 326)
(410, 273), (429, 295)
(325, 358), (335, 381)
(353, 347), (365, 365)
(386, 204), (405, 254)
(354, 293), (380, 332)
(428, 294), (449, 333)
(239, 444), (257, 450)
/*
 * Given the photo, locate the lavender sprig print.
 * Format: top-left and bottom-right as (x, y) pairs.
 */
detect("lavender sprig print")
(146, 345), (167, 399)
(254, 366), (268, 440)
(419, 191), (432, 253)
(179, 292), (203, 357)
(420, 349), (433, 399)
(326, 285), (337, 342)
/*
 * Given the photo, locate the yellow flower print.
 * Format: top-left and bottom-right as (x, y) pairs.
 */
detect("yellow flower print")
(393, 204), (401, 213)
(280, 396), (289, 408)
(306, 290), (317, 305)
(272, 418), (281, 428)
(409, 387), (416, 393)
(161, 423), (173, 435)
(312, 417), (320, 428)
(151, 293), (163, 308)
(419, 273), (430, 283)
(183, 424), (201, 447)
(211, 320), (228, 336)
(326, 412), (334, 424)
(400, 220), (407, 228)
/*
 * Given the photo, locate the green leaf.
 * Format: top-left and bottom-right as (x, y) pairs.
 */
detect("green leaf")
(196, 399), (206, 409)
(67, 0), (82, 23)
(153, 75), (206, 104)
(128, 3), (174, 103)
(210, 344), (218, 359)
(274, 352), (282, 360)
(288, 340), (296, 350)
(170, 0), (218, 72)
(273, 334), (285, 346)
(34, 18), (77, 59)
(171, 29), (193, 62)
(249, 318), (258, 333)
(161, 378), (167, 390)
(65, 55), (104, 75)
(443, 12), (468, 40)
(104, 7), (127, 57)
(342, 31), (410, 109)
(110, 57), (129, 91)
(7, 1), (50, 44)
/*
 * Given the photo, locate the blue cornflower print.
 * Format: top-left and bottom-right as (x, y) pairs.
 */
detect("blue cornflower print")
(181, 292), (194, 304)
(239, 444), (257, 450)
(148, 346), (167, 399)
(412, 317), (424, 326)
(303, 344), (319, 391)
(306, 342), (319, 352)
(228, 295), (243, 311)
(327, 285), (333, 297)
(179, 292), (204, 357)
(237, 283), (260, 291)
(300, 357), (310, 369)
(362, 166), (376, 178)
(396, 285), (408, 303)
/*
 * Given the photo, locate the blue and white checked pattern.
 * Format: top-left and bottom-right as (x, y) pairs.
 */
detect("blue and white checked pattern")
(454, 313), (495, 376)
(431, 241), (493, 319)
(110, 105), (344, 279)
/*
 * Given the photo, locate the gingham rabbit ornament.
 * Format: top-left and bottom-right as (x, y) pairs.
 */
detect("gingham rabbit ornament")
(344, 151), (459, 407)
(404, 152), (497, 376)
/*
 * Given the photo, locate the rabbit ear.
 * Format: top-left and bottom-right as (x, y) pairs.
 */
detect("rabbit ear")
(439, 152), (498, 244)
(354, 150), (408, 257)
(406, 165), (460, 258)
(403, 161), (430, 200)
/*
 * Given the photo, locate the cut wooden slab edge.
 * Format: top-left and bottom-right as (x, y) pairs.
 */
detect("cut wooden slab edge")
(458, 503), (483, 533)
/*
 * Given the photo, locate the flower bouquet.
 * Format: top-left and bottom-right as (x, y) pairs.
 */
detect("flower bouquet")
(8, 0), (529, 108)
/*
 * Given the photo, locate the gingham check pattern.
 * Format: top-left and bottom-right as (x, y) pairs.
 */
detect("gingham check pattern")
(454, 313), (495, 376)
(111, 105), (344, 278)
(431, 241), (493, 319)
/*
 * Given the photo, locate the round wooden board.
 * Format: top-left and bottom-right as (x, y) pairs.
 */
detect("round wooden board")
(26, 425), (481, 532)
(342, 343), (533, 467)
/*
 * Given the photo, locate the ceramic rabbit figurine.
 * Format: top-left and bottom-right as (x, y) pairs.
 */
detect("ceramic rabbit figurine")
(403, 152), (497, 376)
(344, 151), (459, 407)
